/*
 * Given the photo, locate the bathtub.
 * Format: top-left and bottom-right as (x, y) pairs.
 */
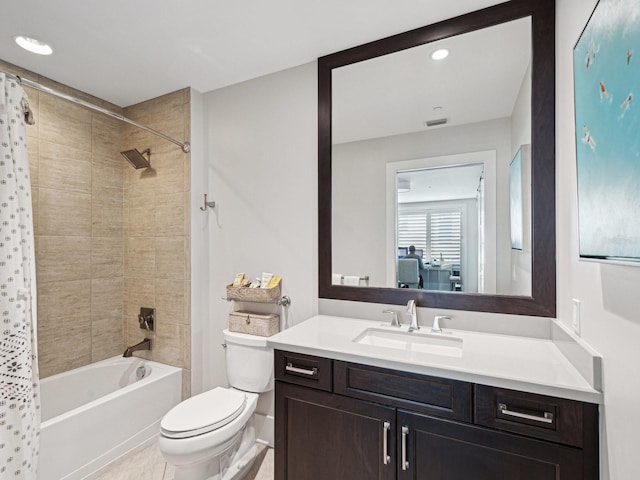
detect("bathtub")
(38, 356), (182, 480)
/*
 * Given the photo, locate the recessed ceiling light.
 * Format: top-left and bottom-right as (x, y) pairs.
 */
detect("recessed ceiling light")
(14, 35), (53, 55)
(431, 48), (449, 61)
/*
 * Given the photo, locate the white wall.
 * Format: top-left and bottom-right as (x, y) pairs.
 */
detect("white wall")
(557, 0), (640, 477)
(202, 63), (319, 398)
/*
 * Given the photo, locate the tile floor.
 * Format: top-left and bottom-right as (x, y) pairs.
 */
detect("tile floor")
(90, 441), (274, 480)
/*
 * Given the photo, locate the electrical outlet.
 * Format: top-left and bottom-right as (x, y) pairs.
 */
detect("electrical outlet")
(572, 299), (581, 336)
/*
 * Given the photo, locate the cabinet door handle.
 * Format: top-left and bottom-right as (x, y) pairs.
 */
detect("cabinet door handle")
(401, 426), (409, 471)
(382, 421), (391, 465)
(498, 403), (554, 424)
(285, 363), (318, 376)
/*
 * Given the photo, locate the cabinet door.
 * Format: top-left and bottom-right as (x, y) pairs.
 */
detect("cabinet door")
(276, 382), (396, 480)
(397, 410), (584, 480)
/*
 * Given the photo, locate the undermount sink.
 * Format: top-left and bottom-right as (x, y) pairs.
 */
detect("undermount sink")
(353, 328), (463, 357)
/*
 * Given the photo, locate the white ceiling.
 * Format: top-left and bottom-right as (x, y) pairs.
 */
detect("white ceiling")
(332, 17), (531, 144)
(397, 163), (484, 204)
(0, 0), (505, 107)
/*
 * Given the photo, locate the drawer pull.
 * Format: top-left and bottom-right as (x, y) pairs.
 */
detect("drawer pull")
(383, 421), (391, 465)
(498, 403), (554, 424)
(401, 426), (409, 471)
(285, 363), (318, 377)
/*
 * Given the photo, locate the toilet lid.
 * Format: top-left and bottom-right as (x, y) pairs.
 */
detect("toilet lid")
(161, 387), (247, 439)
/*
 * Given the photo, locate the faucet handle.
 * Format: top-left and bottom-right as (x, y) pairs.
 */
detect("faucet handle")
(432, 315), (451, 333)
(382, 309), (401, 327)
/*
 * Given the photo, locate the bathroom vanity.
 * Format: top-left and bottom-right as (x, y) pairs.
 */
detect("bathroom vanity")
(268, 315), (601, 480)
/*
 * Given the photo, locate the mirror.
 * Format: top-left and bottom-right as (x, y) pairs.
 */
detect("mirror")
(318, 0), (556, 316)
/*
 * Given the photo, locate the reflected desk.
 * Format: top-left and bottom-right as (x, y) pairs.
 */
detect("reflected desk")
(422, 265), (452, 291)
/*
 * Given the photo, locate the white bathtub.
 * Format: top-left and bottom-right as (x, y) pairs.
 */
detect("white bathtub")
(38, 356), (182, 480)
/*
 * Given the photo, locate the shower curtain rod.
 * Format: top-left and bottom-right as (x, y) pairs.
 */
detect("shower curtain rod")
(3, 71), (191, 153)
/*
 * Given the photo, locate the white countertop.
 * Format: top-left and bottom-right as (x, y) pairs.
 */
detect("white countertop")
(267, 315), (603, 404)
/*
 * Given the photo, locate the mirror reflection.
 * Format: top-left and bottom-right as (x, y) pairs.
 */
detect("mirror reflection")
(330, 16), (533, 296)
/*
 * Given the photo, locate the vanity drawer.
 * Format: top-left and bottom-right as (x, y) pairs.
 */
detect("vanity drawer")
(474, 385), (592, 447)
(275, 350), (332, 392)
(334, 360), (472, 422)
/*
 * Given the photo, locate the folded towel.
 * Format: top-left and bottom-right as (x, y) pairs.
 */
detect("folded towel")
(332, 273), (343, 285)
(343, 275), (360, 286)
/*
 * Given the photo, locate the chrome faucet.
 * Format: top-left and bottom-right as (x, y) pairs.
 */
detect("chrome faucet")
(431, 315), (450, 334)
(123, 338), (152, 357)
(406, 300), (419, 332)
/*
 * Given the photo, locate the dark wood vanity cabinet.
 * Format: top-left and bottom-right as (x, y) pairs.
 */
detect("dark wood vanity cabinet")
(275, 350), (599, 480)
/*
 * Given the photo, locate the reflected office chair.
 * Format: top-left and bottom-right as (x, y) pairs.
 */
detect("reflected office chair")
(450, 264), (462, 291)
(398, 258), (420, 289)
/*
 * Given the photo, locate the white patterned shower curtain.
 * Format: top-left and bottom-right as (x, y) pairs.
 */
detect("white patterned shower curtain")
(0, 73), (40, 479)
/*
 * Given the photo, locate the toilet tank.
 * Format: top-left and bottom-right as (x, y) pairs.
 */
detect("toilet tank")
(223, 329), (273, 392)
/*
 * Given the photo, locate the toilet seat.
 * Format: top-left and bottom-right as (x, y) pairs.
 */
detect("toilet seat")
(161, 387), (247, 439)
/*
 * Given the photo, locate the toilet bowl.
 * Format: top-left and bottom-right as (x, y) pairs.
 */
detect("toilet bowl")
(158, 330), (273, 480)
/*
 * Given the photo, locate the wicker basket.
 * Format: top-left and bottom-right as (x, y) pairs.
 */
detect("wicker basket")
(226, 283), (281, 303)
(228, 311), (280, 337)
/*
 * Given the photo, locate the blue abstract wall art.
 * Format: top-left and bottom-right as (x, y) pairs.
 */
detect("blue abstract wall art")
(574, 0), (640, 263)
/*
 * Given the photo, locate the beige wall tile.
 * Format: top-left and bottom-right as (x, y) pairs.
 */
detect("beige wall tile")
(92, 191), (123, 237)
(155, 279), (185, 324)
(153, 150), (186, 195)
(93, 153), (124, 191)
(28, 139), (38, 186)
(37, 279), (91, 325)
(155, 192), (186, 236)
(92, 114), (123, 158)
(39, 140), (91, 193)
(31, 187), (39, 236)
(123, 160), (157, 197)
(182, 368), (191, 400)
(92, 237), (124, 278)
(125, 236), (155, 278)
(124, 276), (155, 317)
(185, 234), (191, 281)
(153, 321), (189, 368)
(155, 236), (187, 280)
(40, 95), (92, 152)
(184, 281), (191, 327)
(38, 188), (92, 236)
(37, 236), (91, 283)
(92, 317), (124, 362)
(124, 192), (155, 237)
(91, 277), (124, 319)
(38, 314), (91, 378)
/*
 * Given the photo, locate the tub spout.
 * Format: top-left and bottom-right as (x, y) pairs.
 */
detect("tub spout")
(123, 338), (152, 357)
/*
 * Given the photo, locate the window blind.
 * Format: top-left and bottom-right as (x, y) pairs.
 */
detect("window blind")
(398, 208), (462, 264)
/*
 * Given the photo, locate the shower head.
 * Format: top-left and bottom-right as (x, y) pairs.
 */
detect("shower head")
(121, 148), (151, 169)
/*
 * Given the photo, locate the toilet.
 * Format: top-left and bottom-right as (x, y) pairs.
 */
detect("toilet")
(158, 329), (273, 480)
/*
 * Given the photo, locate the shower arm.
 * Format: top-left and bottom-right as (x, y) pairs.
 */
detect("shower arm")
(4, 72), (191, 153)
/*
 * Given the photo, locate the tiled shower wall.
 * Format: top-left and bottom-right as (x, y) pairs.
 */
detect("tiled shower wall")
(0, 61), (190, 393)
(122, 90), (192, 397)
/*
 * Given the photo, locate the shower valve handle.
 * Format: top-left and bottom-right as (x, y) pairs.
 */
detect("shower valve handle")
(137, 308), (155, 331)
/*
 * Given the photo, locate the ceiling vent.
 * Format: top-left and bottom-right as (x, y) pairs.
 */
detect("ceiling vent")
(425, 118), (448, 127)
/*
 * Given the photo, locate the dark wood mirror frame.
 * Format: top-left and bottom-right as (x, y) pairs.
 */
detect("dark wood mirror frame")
(318, 0), (556, 316)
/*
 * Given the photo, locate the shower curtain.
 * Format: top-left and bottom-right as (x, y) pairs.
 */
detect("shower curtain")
(0, 73), (40, 479)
